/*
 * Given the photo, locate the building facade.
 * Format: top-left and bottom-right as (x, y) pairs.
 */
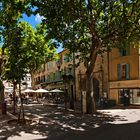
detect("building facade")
(109, 47), (140, 105)
(32, 49), (76, 99)
(4, 73), (32, 95)
(32, 49), (109, 103)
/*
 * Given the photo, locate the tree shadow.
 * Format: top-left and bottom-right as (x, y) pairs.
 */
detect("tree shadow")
(1, 104), (139, 140)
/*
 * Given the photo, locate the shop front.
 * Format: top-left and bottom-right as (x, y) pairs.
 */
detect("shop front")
(118, 88), (140, 105)
(109, 80), (140, 105)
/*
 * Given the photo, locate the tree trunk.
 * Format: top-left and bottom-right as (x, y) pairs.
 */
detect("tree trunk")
(0, 52), (6, 114)
(86, 72), (97, 114)
(86, 47), (99, 114)
(0, 81), (4, 103)
(69, 85), (74, 110)
(13, 82), (17, 114)
(18, 81), (25, 122)
(86, 73), (92, 113)
(0, 81), (6, 114)
(91, 76), (96, 112)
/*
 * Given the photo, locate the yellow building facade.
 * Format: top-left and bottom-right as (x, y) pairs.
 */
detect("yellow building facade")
(109, 47), (140, 105)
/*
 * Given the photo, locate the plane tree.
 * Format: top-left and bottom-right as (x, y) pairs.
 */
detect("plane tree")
(4, 21), (56, 119)
(0, 0), (31, 113)
(31, 0), (140, 113)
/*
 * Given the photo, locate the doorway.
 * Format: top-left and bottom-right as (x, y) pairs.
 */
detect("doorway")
(118, 89), (130, 105)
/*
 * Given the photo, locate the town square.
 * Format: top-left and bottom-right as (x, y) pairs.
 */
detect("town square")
(0, 0), (140, 140)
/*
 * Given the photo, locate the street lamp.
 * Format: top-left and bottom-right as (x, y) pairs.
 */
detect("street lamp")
(56, 57), (75, 110)
(56, 61), (68, 111)
(62, 66), (74, 110)
(62, 72), (68, 111)
(67, 67), (74, 110)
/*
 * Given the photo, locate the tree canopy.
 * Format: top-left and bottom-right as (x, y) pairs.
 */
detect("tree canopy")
(31, 0), (140, 113)
(4, 21), (57, 83)
(0, 0), (140, 113)
(32, 0), (140, 65)
(0, 0), (31, 51)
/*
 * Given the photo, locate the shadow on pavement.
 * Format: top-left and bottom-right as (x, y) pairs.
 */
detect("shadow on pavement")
(0, 104), (140, 140)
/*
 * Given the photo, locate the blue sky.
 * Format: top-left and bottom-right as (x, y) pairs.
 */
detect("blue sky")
(21, 14), (63, 53)
(21, 13), (46, 28)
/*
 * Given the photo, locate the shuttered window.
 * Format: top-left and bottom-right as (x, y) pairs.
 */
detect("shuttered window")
(119, 47), (130, 56)
(126, 64), (129, 80)
(117, 63), (130, 80)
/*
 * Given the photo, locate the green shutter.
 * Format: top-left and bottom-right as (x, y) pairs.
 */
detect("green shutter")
(126, 64), (129, 79)
(117, 64), (121, 80)
(126, 47), (130, 56)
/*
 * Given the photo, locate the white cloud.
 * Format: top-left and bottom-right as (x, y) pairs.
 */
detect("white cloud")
(35, 14), (44, 22)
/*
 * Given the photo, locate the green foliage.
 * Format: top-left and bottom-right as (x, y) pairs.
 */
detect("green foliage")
(4, 24), (28, 83)
(0, 0), (31, 50)
(31, 0), (140, 66)
(25, 23), (57, 73)
(0, 0), (57, 83)
(4, 21), (57, 83)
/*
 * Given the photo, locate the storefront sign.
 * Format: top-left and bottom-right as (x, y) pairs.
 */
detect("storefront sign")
(110, 80), (140, 89)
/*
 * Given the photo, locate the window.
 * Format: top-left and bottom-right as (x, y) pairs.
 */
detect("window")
(122, 65), (127, 79)
(119, 47), (130, 56)
(118, 89), (130, 104)
(117, 64), (129, 80)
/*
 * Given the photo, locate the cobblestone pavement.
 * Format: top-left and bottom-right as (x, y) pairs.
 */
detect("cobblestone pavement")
(1, 103), (140, 140)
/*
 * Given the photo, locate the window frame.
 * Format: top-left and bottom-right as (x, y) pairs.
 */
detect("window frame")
(117, 63), (130, 80)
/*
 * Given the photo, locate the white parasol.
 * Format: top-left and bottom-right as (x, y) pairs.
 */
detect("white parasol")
(23, 89), (35, 93)
(50, 89), (64, 93)
(34, 88), (49, 93)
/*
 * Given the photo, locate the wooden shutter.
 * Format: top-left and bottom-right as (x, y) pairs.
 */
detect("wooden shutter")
(126, 64), (129, 80)
(117, 64), (121, 80)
